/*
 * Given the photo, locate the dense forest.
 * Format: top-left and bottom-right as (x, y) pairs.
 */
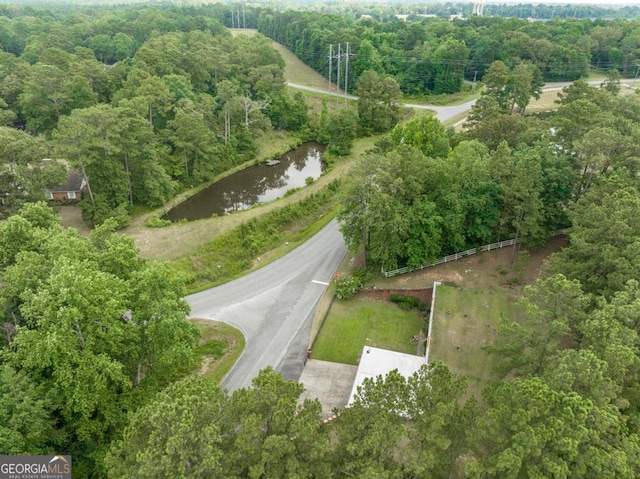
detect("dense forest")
(0, 3), (309, 225)
(2, 2), (640, 478)
(258, 9), (640, 95)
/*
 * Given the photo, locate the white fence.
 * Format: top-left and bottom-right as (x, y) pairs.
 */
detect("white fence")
(382, 238), (519, 278)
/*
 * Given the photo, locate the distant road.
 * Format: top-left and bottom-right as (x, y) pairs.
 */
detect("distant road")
(286, 82), (475, 122)
(187, 219), (347, 393)
(288, 78), (637, 123)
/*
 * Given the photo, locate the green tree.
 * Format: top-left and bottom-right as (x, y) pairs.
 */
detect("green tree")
(106, 378), (226, 479)
(0, 97), (16, 126)
(432, 39), (469, 94)
(481, 60), (512, 113)
(388, 114), (450, 158)
(332, 370), (408, 477)
(549, 173), (640, 297)
(469, 377), (638, 478)
(338, 148), (428, 269)
(166, 103), (219, 181)
(0, 126), (65, 212)
(355, 69), (402, 135)
(0, 365), (52, 454)
(488, 273), (589, 377)
(510, 62), (543, 114)
(602, 68), (622, 95)
(324, 106), (358, 156)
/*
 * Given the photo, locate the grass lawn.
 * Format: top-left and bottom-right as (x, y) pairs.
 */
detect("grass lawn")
(190, 319), (245, 384)
(312, 299), (423, 365)
(429, 284), (520, 399)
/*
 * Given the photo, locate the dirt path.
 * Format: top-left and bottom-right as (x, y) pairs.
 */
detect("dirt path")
(57, 205), (91, 236)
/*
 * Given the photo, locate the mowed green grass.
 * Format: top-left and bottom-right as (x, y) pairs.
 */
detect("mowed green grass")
(312, 299), (423, 365)
(429, 285), (520, 398)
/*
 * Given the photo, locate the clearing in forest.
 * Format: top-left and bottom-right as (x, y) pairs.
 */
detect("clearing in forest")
(428, 284), (518, 399)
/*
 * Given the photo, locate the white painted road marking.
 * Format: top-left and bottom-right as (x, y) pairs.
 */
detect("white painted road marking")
(312, 280), (330, 286)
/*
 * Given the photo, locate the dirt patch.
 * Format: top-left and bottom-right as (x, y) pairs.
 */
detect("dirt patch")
(57, 205), (90, 236)
(371, 236), (567, 292)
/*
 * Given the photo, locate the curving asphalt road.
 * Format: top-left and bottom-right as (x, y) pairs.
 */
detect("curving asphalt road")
(286, 81), (475, 122)
(187, 219), (347, 393)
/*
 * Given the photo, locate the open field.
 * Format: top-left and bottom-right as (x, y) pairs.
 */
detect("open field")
(429, 285), (518, 399)
(312, 299), (423, 365)
(191, 319), (245, 384)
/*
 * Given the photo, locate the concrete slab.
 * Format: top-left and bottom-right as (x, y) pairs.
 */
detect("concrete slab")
(299, 359), (358, 418)
(348, 346), (426, 405)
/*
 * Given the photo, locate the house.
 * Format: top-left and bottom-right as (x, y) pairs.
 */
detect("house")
(46, 170), (86, 202)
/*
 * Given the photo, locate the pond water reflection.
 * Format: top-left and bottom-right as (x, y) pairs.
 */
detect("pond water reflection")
(163, 142), (326, 222)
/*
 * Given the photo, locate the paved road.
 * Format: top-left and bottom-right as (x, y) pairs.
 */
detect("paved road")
(287, 82), (475, 122)
(187, 219), (347, 393)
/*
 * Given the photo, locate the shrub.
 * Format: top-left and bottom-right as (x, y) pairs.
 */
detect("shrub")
(334, 274), (363, 300)
(194, 339), (227, 359)
(327, 178), (341, 192)
(145, 216), (172, 228)
(390, 294), (421, 310)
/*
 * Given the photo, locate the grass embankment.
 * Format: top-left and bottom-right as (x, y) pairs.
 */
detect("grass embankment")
(429, 285), (518, 399)
(191, 319), (245, 384)
(312, 299), (423, 365)
(175, 184), (341, 293)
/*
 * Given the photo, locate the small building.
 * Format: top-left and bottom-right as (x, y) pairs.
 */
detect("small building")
(46, 170), (86, 202)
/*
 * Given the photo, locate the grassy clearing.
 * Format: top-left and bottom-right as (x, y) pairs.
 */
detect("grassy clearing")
(267, 35), (331, 89)
(312, 299), (423, 365)
(429, 285), (518, 399)
(191, 319), (245, 384)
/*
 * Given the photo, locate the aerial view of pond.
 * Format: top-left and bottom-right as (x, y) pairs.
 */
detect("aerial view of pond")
(163, 142), (327, 222)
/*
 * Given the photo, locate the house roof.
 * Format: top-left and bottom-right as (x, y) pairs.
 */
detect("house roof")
(348, 346), (426, 405)
(48, 170), (85, 193)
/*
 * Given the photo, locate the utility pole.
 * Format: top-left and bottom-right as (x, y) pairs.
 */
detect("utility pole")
(472, 70), (478, 91)
(328, 45), (333, 90)
(344, 42), (350, 100)
(336, 43), (342, 95)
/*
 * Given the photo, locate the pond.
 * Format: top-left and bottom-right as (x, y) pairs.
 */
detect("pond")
(162, 142), (327, 222)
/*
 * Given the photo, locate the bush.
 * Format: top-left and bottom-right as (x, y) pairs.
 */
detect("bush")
(327, 178), (341, 192)
(334, 274), (364, 300)
(390, 294), (421, 310)
(145, 216), (172, 228)
(194, 339), (227, 359)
